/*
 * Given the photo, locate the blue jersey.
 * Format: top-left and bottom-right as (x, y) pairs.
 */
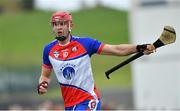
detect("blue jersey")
(42, 35), (104, 107)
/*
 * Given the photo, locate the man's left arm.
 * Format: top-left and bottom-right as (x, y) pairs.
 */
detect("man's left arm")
(99, 44), (155, 56)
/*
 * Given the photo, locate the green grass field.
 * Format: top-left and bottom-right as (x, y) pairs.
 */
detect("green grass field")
(0, 7), (132, 91)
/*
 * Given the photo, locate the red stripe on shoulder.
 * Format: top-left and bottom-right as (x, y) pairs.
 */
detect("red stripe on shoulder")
(97, 43), (105, 54)
(42, 64), (53, 69)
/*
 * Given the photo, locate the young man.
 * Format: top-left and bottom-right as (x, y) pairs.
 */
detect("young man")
(37, 11), (155, 110)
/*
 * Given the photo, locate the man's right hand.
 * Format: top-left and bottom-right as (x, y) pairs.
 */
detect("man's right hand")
(37, 81), (48, 95)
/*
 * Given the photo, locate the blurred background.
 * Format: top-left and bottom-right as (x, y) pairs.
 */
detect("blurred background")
(0, 0), (179, 110)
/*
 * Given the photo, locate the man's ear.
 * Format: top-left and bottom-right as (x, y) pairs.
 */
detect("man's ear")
(69, 22), (73, 32)
(70, 22), (74, 28)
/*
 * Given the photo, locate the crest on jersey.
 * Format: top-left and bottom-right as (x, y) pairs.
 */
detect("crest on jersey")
(71, 46), (77, 52)
(53, 51), (59, 58)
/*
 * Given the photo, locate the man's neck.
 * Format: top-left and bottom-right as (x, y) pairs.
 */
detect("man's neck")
(58, 34), (71, 46)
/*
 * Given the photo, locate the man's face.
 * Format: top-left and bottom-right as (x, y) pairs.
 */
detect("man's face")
(52, 19), (71, 38)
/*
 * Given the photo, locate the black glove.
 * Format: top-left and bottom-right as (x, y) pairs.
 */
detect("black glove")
(37, 81), (48, 94)
(136, 44), (149, 52)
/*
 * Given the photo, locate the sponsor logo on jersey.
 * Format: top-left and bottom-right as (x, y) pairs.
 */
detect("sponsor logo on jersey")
(63, 67), (75, 80)
(60, 63), (76, 80)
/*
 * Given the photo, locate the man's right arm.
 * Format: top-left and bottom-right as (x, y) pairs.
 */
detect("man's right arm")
(38, 66), (52, 95)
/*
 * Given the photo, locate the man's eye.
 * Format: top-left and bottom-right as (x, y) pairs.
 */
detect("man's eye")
(53, 23), (56, 26)
(52, 21), (66, 26)
(52, 22), (57, 26)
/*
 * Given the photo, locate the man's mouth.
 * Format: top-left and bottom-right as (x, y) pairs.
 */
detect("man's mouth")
(57, 31), (63, 35)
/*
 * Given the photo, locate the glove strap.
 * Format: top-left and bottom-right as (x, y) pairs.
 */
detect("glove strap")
(136, 44), (148, 52)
